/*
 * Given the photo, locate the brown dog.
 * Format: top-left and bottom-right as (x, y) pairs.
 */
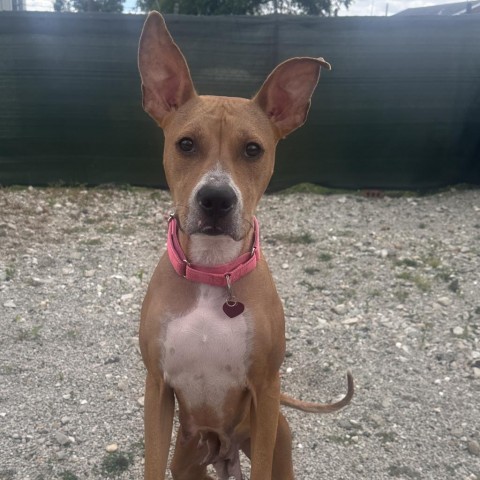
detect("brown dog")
(138, 12), (353, 480)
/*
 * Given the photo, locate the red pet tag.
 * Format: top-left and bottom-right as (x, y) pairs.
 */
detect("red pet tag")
(223, 274), (245, 318)
(223, 300), (245, 318)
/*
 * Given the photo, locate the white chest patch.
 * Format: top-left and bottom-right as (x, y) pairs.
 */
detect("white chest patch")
(162, 285), (252, 413)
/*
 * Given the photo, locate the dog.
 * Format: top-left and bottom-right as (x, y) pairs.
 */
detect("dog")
(138, 12), (353, 480)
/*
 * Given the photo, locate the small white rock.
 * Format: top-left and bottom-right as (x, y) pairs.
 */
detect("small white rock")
(332, 304), (347, 315)
(281, 263), (289, 269)
(117, 380), (128, 391)
(30, 277), (52, 286)
(3, 300), (16, 308)
(106, 443), (118, 453)
(137, 396), (145, 407)
(452, 326), (464, 336)
(437, 297), (452, 307)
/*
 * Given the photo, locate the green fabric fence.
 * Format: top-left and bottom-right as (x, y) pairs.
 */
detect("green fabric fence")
(0, 12), (479, 190)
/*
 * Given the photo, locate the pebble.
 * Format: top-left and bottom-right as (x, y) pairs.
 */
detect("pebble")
(339, 419), (352, 429)
(84, 270), (96, 278)
(451, 428), (463, 437)
(452, 326), (464, 336)
(3, 300), (16, 308)
(106, 443), (118, 453)
(117, 380), (128, 391)
(281, 263), (289, 269)
(342, 317), (359, 325)
(437, 297), (452, 307)
(381, 398), (392, 409)
(332, 304), (347, 315)
(467, 440), (480, 457)
(54, 431), (71, 446)
(29, 277), (49, 286)
(56, 451), (67, 460)
(137, 396), (145, 407)
(369, 414), (385, 427)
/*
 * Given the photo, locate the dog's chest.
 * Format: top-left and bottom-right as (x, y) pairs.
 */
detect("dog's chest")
(162, 285), (251, 412)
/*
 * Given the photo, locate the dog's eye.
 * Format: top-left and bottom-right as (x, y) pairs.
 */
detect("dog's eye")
(178, 137), (195, 153)
(245, 142), (262, 159)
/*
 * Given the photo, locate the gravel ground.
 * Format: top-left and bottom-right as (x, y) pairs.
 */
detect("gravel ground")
(1, 186), (480, 480)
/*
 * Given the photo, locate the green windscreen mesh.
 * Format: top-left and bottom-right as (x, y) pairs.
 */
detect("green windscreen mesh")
(0, 12), (479, 189)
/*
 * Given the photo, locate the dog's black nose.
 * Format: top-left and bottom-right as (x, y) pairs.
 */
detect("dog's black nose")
(197, 185), (237, 218)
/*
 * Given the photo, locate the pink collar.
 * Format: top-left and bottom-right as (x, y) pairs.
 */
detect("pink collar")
(166, 216), (261, 288)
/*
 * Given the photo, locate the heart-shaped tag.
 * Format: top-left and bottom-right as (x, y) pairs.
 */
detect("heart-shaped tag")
(222, 301), (245, 318)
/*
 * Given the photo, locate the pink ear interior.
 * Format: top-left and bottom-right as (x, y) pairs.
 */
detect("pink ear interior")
(254, 57), (329, 138)
(138, 12), (196, 125)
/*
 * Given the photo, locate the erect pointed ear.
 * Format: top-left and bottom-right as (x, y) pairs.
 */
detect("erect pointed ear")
(138, 11), (197, 126)
(253, 57), (331, 138)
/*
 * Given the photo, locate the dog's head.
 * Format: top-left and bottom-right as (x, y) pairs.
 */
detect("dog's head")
(138, 12), (330, 242)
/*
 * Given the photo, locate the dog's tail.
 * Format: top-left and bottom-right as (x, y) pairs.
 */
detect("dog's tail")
(280, 371), (354, 414)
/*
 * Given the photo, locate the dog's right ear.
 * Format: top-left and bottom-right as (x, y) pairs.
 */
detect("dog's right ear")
(138, 12), (196, 126)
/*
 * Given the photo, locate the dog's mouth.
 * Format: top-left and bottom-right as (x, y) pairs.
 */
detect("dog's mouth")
(197, 218), (239, 238)
(199, 224), (226, 236)
(183, 217), (242, 240)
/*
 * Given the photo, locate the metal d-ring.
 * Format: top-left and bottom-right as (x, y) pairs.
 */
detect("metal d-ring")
(224, 274), (237, 306)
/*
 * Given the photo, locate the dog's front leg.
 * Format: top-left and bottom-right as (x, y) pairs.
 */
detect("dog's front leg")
(144, 372), (175, 480)
(250, 375), (281, 480)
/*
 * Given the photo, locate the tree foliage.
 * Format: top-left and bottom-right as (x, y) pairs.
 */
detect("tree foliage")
(137, 0), (351, 15)
(136, 0), (263, 15)
(54, 0), (124, 12)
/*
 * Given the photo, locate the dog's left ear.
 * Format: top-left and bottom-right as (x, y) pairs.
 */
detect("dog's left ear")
(253, 57), (331, 138)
